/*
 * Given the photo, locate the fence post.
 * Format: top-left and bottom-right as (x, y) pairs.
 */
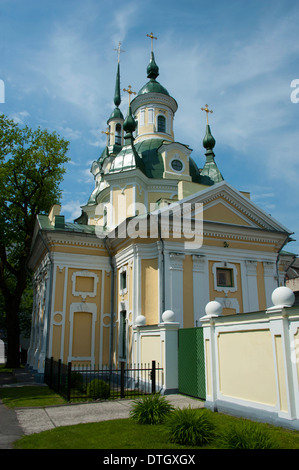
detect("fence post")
(121, 362), (125, 398)
(57, 359), (61, 394)
(151, 360), (156, 394)
(49, 357), (53, 388)
(67, 362), (72, 402)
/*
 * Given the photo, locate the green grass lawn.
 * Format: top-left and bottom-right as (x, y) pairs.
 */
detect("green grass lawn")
(1, 379), (299, 450)
(0, 386), (67, 408)
(12, 411), (299, 450)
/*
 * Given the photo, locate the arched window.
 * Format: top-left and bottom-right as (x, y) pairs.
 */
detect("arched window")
(115, 123), (122, 145)
(157, 115), (166, 133)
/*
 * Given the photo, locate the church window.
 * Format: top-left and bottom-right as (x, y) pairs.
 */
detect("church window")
(157, 115), (166, 133)
(115, 123), (122, 145)
(171, 159), (183, 172)
(119, 267), (127, 294)
(103, 206), (107, 229)
(120, 310), (127, 359)
(140, 109), (145, 126)
(216, 268), (233, 287)
(148, 108), (154, 124)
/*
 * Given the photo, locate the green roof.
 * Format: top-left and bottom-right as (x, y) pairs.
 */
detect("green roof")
(107, 107), (124, 122)
(134, 138), (165, 179)
(38, 214), (98, 234)
(137, 79), (169, 96)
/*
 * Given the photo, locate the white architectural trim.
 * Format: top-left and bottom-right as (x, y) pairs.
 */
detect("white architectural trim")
(71, 270), (99, 301)
(68, 302), (97, 366)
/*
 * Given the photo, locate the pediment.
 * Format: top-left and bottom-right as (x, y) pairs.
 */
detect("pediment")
(179, 181), (292, 234)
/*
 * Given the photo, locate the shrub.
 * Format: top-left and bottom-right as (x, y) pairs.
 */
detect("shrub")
(130, 394), (175, 425)
(70, 372), (84, 392)
(86, 379), (110, 400)
(219, 420), (276, 449)
(166, 407), (216, 446)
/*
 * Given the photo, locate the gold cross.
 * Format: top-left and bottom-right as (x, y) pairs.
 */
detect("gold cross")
(201, 104), (213, 124)
(146, 32), (157, 52)
(123, 85), (136, 105)
(101, 128), (113, 145)
(114, 41), (125, 63)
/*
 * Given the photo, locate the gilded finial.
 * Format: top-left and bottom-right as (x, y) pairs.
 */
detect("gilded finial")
(114, 41), (125, 63)
(146, 32), (157, 52)
(101, 128), (113, 145)
(123, 85), (136, 105)
(201, 104), (213, 124)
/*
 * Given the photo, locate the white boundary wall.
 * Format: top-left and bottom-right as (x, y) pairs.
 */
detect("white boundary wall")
(201, 287), (299, 430)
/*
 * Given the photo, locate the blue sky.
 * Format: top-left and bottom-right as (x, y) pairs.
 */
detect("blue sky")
(1, 0), (299, 254)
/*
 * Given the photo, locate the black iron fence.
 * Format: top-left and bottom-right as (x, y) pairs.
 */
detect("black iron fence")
(44, 357), (163, 402)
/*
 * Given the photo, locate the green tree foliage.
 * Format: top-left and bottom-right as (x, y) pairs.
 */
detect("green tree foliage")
(0, 114), (69, 367)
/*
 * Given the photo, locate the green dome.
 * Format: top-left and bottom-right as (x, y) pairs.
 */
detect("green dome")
(138, 79), (169, 96)
(107, 107), (124, 123)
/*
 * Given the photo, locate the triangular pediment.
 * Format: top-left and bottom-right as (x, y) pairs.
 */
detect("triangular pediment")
(179, 181), (292, 234)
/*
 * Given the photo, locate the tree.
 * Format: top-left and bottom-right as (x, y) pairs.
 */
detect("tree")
(0, 114), (69, 367)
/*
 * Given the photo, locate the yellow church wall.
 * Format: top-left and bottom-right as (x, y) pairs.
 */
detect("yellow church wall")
(209, 261), (243, 314)
(112, 186), (134, 225)
(52, 325), (62, 361)
(54, 267), (65, 312)
(183, 255), (194, 327)
(53, 267), (102, 364)
(135, 106), (174, 142)
(274, 335), (288, 412)
(161, 148), (191, 181)
(204, 203), (251, 226)
(204, 198), (265, 228)
(218, 329), (277, 406)
(72, 312), (92, 357)
(141, 258), (159, 324)
(178, 180), (210, 200)
(148, 191), (175, 208)
(140, 335), (161, 365)
(256, 261), (267, 310)
(202, 235), (276, 253)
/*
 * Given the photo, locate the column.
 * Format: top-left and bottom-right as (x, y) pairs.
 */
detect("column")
(245, 260), (259, 312)
(192, 255), (209, 325)
(168, 252), (185, 327)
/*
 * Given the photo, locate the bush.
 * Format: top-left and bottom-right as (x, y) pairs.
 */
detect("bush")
(219, 420), (276, 449)
(130, 394), (175, 425)
(86, 379), (110, 400)
(70, 372), (84, 392)
(166, 407), (215, 446)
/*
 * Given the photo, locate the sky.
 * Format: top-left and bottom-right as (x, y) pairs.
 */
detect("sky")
(1, 0), (299, 255)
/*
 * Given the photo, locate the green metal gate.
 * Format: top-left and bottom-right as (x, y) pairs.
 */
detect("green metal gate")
(178, 327), (206, 400)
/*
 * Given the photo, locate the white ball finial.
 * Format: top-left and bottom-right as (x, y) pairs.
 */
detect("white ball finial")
(271, 286), (295, 308)
(135, 315), (146, 326)
(205, 300), (223, 317)
(162, 310), (176, 323)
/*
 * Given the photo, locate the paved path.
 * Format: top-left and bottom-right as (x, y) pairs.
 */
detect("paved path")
(0, 369), (204, 448)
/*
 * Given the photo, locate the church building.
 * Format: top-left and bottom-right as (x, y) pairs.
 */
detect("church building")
(27, 35), (294, 379)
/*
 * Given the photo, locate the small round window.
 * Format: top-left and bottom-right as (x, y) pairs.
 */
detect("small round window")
(171, 159), (183, 172)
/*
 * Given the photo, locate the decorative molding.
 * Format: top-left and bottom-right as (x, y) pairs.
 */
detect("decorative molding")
(169, 252), (185, 270)
(71, 270), (99, 301)
(212, 261), (238, 293)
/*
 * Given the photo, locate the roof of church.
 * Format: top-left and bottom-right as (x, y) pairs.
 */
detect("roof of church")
(137, 79), (170, 97)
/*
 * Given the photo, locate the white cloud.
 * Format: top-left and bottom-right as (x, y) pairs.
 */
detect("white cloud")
(10, 111), (30, 124)
(61, 199), (82, 221)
